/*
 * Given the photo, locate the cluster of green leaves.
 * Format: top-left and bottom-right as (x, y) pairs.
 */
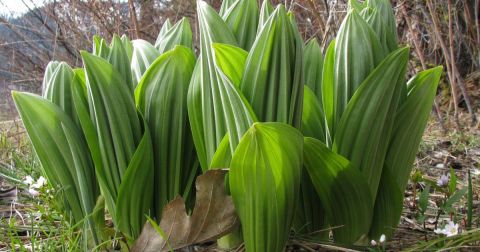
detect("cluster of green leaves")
(12, 0), (442, 250)
(14, 19), (197, 247)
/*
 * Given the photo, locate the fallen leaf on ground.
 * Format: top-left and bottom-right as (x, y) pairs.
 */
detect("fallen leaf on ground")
(131, 169), (239, 251)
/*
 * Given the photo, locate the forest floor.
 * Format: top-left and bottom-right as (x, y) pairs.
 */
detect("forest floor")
(0, 112), (479, 251)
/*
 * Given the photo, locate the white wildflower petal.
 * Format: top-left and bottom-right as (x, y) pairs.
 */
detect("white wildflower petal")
(24, 175), (34, 185)
(379, 234), (386, 243)
(28, 188), (40, 197)
(371, 240), (377, 246)
(37, 176), (47, 186)
(31, 176), (47, 189)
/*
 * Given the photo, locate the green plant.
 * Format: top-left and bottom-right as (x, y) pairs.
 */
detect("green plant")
(11, 0), (443, 250)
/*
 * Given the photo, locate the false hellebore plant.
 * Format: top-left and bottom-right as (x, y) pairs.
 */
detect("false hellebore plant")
(13, 0), (441, 250)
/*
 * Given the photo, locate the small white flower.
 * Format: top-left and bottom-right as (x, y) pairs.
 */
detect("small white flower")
(24, 175), (34, 185)
(434, 221), (459, 237)
(444, 221), (459, 237)
(371, 240), (377, 246)
(379, 234), (386, 243)
(28, 188), (40, 197)
(31, 176), (47, 189)
(437, 174), (449, 187)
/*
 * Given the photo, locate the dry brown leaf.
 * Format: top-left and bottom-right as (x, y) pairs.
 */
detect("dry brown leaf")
(131, 169), (239, 251)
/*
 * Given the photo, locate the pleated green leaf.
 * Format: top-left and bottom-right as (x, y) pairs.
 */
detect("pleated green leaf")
(41, 61), (60, 95)
(92, 35), (110, 59)
(348, 0), (367, 12)
(303, 38), (324, 101)
(135, 45), (198, 218)
(222, 0), (259, 50)
(131, 40), (161, 87)
(211, 43), (248, 86)
(13, 92), (99, 240)
(321, 40), (335, 146)
(155, 18), (193, 54)
(71, 68), (115, 218)
(116, 128), (154, 240)
(42, 61), (75, 119)
(331, 10), (384, 135)
(258, 0), (273, 31)
(121, 34), (133, 63)
(240, 5), (303, 128)
(360, 0), (398, 53)
(304, 137), (373, 244)
(369, 67), (442, 239)
(302, 86), (325, 143)
(188, 1), (255, 171)
(229, 122), (303, 252)
(108, 35), (133, 90)
(294, 168), (328, 240)
(155, 19), (172, 45)
(82, 51), (143, 223)
(333, 47), (409, 200)
(297, 86), (328, 239)
(219, 0), (236, 16)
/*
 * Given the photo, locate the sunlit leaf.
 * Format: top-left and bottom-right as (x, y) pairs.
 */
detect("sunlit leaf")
(240, 5), (303, 128)
(131, 40), (161, 87)
(230, 122), (303, 252)
(135, 45), (198, 218)
(222, 0), (259, 50)
(304, 137), (373, 244)
(155, 18), (193, 54)
(333, 47), (409, 199)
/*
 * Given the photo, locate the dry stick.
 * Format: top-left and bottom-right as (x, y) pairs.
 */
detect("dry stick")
(128, 0), (140, 39)
(426, 0), (460, 128)
(400, 4), (447, 133)
(86, 0), (115, 37)
(447, 0), (477, 126)
(476, 0), (480, 66)
(306, 0), (325, 39)
(22, 0), (78, 60)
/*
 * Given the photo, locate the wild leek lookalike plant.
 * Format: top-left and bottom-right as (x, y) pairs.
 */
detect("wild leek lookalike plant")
(14, 19), (197, 246)
(13, 0), (442, 251)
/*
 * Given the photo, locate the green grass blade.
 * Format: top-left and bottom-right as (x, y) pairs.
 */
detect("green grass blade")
(229, 122), (303, 252)
(135, 45), (197, 219)
(304, 137), (373, 244)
